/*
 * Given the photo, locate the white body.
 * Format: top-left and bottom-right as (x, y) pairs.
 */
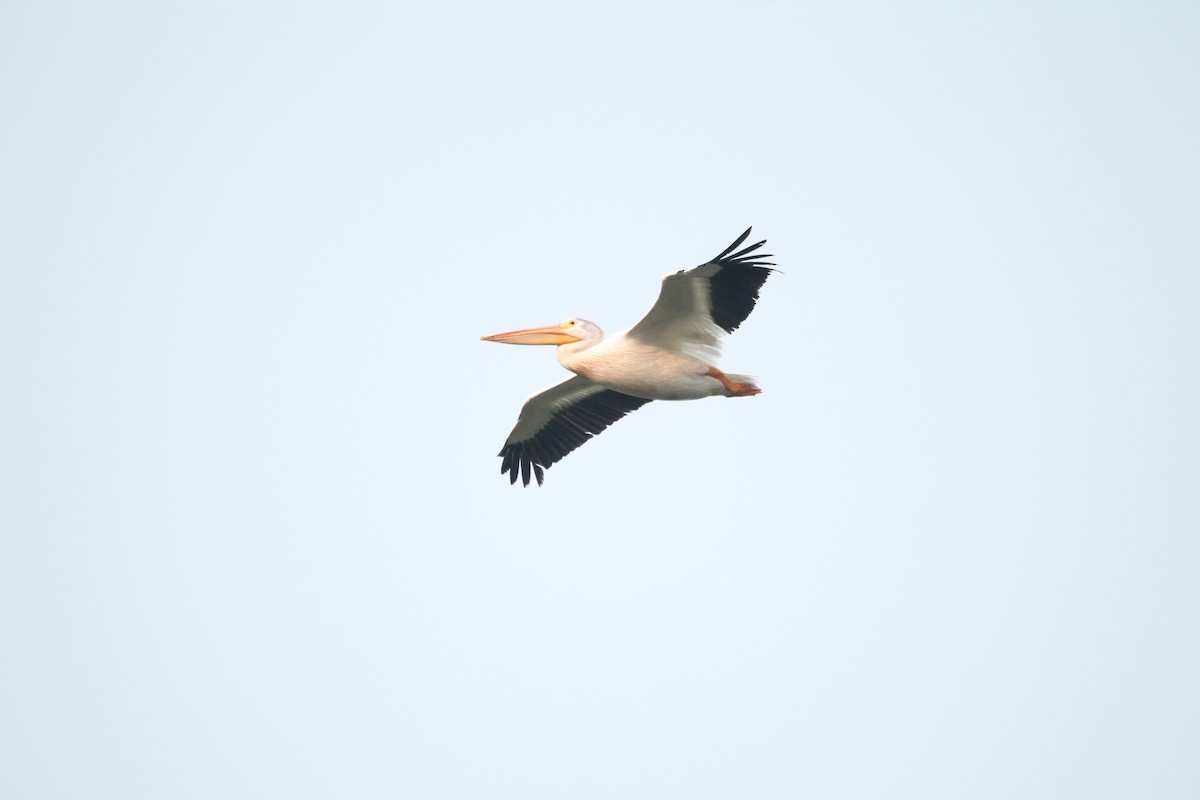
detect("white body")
(556, 325), (746, 401)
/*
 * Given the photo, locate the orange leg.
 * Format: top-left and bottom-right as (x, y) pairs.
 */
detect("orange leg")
(706, 366), (761, 397)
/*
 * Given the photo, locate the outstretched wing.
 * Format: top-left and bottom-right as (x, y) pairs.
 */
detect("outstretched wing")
(497, 375), (653, 487)
(625, 227), (776, 362)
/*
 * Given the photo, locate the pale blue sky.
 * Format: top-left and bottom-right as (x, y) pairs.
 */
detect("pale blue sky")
(2, 2), (1198, 798)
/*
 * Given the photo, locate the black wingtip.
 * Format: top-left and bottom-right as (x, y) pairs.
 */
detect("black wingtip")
(728, 240), (770, 262)
(703, 227), (778, 333)
(715, 227), (754, 261)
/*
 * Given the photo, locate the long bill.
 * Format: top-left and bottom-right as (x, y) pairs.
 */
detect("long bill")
(480, 324), (583, 346)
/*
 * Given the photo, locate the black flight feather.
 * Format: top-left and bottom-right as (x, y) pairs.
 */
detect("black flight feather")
(499, 389), (652, 487)
(706, 227), (775, 334)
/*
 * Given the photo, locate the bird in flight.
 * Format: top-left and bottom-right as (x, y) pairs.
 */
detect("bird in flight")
(481, 227), (776, 486)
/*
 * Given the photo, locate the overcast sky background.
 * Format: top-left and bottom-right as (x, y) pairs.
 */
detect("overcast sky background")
(3, 2), (1198, 798)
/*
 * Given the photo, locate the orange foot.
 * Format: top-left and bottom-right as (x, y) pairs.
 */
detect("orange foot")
(707, 367), (762, 397)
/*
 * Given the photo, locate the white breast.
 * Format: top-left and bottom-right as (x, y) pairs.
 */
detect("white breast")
(564, 332), (723, 401)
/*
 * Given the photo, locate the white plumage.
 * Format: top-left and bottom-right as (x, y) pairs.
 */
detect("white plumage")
(481, 227), (776, 486)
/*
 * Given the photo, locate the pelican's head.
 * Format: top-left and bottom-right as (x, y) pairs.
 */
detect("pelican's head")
(480, 318), (598, 346)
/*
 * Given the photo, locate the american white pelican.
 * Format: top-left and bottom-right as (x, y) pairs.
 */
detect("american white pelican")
(482, 227), (776, 486)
